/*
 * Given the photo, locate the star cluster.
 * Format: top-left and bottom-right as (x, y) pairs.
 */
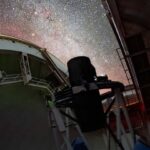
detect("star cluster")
(0, 0), (128, 84)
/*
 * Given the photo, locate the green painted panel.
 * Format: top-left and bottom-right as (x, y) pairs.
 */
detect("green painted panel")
(0, 53), (20, 74)
(0, 83), (56, 150)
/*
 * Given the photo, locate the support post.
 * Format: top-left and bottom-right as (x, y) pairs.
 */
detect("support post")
(114, 88), (134, 150)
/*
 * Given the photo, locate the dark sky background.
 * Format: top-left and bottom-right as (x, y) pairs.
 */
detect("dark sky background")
(0, 0), (128, 84)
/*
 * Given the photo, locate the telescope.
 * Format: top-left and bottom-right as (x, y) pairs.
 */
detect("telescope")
(54, 56), (124, 132)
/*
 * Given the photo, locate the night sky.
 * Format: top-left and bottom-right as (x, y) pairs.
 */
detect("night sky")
(0, 0), (128, 84)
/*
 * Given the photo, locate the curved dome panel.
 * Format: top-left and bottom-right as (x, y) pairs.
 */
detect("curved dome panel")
(0, 35), (68, 75)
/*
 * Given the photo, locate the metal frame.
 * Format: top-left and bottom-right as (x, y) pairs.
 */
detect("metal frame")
(47, 98), (90, 150)
(113, 88), (134, 150)
(47, 85), (134, 150)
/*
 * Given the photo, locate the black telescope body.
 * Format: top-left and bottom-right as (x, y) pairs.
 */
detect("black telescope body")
(67, 56), (105, 132)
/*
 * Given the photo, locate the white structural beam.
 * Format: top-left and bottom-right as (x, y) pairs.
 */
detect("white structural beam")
(0, 74), (23, 85)
(20, 53), (32, 84)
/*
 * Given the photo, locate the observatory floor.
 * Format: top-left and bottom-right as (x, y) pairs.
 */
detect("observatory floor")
(84, 130), (133, 150)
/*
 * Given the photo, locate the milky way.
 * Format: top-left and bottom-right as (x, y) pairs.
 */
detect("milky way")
(0, 0), (128, 84)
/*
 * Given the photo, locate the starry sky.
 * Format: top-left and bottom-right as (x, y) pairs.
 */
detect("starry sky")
(0, 0), (128, 84)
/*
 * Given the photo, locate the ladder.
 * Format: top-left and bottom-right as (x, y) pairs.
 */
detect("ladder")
(116, 48), (132, 86)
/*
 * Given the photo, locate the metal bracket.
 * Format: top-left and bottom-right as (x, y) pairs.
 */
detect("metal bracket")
(20, 53), (32, 84)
